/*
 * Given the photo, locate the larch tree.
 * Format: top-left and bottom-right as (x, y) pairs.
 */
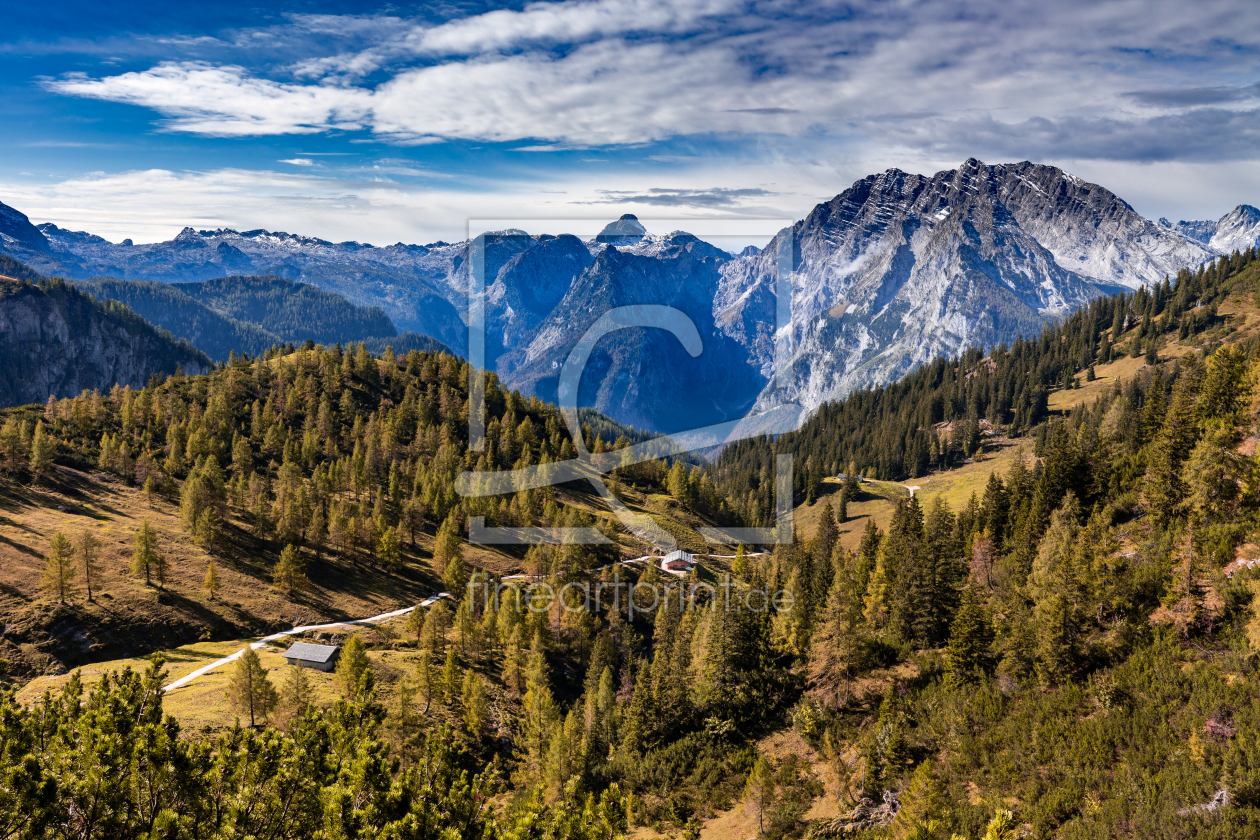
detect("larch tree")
(463, 670), (488, 738)
(441, 649), (460, 706)
(203, 559), (220, 600)
(28, 420), (53, 483)
(405, 604), (425, 645)
(277, 664), (313, 726)
(442, 553), (468, 595)
(226, 648), (278, 728)
(808, 554), (868, 706)
(130, 521), (159, 586)
(336, 634), (373, 698)
(272, 544), (307, 595)
(433, 514), (462, 574)
(377, 527), (402, 571)
(41, 532), (76, 603)
(745, 756), (776, 838)
(77, 529), (100, 603)
(415, 649), (435, 715)
(501, 624), (525, 696)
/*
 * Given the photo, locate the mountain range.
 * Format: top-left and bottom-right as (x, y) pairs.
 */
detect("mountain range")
(2, 158), (1256, 429)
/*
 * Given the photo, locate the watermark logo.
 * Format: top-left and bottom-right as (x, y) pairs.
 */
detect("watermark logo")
(455, 218), (803, 549)
(467, 572), (794, 622)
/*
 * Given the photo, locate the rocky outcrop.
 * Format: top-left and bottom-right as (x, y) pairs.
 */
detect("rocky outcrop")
(0, 202), (50, 254)
(0, 274), (210, 407)
(1160, 205), (1260, 256)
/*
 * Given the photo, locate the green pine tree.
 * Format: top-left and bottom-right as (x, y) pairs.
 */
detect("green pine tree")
(945, 587), (993, 688)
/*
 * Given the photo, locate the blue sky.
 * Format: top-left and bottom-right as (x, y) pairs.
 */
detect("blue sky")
(2, 0), (1259, 245)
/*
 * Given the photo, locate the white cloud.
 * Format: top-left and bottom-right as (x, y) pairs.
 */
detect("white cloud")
(279, 158), (314, 165)
(49, 63), (371, 136)
(17, 0), (1260, 239)
(39, 0), (1260, 158)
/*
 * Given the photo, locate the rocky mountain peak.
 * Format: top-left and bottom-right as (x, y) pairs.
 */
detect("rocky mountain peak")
(596, 214), (648, 245)
(0, 200), (50, 253)
(1157, 204), (1260, 256)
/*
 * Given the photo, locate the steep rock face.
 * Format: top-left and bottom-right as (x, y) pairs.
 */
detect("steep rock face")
(484, 233), (594, 363)
(1208, 205), (1260, 254)
(1159, 205), (1260, 256)
(716, 159), (1201, 412)
(1160, 217), (1218, 245)
(0, 276), (210, 407)
(0, 203), (50, 254)
(987, 161), (1213, 289)
(499, 235), (762, 433)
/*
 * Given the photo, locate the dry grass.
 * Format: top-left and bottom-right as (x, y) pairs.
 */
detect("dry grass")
(16, 616), (496, 738)
(793, 478), (902, 551)
(0, 466), (457, 678)
(912, 439), (1030, 514)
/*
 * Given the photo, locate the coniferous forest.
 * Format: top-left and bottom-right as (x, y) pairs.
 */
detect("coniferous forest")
(2, 246), (1260, 839)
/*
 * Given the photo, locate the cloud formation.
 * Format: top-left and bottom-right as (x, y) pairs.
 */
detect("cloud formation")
(40, 0), (1260, 163)
(593, 187), (775, 207)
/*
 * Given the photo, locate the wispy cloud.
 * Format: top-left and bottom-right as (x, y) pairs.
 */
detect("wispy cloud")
(39, 0), (1260, 163)
(49, 63), (370, 136)
(1124, 82), (1260, 107)
(279, 158), (314, 165)
(594, 187), (775, 207)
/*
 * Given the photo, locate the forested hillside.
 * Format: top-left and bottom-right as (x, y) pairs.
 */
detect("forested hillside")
(75, 274), (451, 362)
(0, 331), (739, 837)
(73, 276), (283, 360)
(176, 274), (397, 346)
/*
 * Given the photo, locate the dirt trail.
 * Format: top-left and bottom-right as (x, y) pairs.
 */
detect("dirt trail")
(163, 592), (449, 693)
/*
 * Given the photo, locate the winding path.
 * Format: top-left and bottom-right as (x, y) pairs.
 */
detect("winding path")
(163, 593), (450, 693)
(165, 551), (770, 692)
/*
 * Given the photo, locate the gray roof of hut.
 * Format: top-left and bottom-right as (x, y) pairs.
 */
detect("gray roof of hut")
(285, 642), (340, 663)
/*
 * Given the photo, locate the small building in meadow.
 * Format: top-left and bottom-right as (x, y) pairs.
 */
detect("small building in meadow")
(659, 549), (696, 575)
(284, 642), (341, 672)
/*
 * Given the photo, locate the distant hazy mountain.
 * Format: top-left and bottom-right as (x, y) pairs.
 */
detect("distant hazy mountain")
(0, 203), (49, 255)
(16, 222), (469, 355)
(0, 262), (209, 407)
(1, 159), (1244, 430)
(595, 214), (648, 246)
(1161, 205), (1260, 255)
(174, 275), (396, 346)
(72, 274), (407, 361)
(72, 277), (282, 360)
